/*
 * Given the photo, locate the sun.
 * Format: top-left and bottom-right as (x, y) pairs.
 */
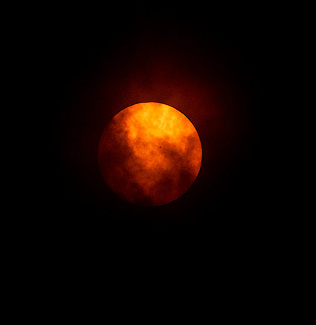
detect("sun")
(98, 102), (202, 206)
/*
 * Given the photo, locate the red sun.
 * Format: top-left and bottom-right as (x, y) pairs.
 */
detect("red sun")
(98, 102), (202, 206)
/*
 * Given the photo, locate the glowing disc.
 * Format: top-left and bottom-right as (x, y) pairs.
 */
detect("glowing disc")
(98, 102), (202, 206)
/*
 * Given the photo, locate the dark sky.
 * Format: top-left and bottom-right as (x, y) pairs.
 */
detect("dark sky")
(37, 6), (280, 260)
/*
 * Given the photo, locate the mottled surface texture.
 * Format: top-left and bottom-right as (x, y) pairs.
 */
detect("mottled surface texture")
(98, 103), (202, 206)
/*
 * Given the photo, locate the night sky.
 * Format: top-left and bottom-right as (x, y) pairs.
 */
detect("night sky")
(38, 6), (280, 263)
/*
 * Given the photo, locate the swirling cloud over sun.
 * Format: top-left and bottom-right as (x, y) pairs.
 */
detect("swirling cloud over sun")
(98, 102), (202, 206)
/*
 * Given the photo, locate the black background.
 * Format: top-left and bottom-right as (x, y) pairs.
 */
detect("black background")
(35, 5), (282, 277)
(7, 3), (304, 319)
(13, 4), (297, 319)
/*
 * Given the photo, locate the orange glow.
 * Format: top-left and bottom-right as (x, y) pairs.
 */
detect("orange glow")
(98, 102), (202, 206)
